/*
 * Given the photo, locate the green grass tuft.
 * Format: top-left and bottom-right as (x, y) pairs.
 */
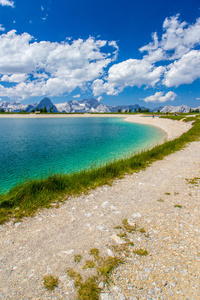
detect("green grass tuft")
(98, 256), (122, 278)
(74, 254), (82, 263)
(90, 248), (101, 262)
(186, 177), (200, 186)
(117, 232), (127, 238)
(67, 269), (82, 287)
(133, 248), (149, 256)
(43, 274), (58, 290)
(157, 198), (164, 202)
(78, 277), (101, 300)
(82, 260), (95, 269)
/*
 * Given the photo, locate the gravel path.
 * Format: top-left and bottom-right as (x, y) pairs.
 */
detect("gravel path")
(0, 120), (199, 299)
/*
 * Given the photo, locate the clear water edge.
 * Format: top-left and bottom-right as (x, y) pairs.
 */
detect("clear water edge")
(0, 117), (166, 193)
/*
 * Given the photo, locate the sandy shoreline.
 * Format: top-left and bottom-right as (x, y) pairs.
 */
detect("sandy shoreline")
(124, 115), (192, 141)
(0, 113), (192, 141)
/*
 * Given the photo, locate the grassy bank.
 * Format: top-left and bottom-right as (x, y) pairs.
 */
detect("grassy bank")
(0, 117), (200, 225)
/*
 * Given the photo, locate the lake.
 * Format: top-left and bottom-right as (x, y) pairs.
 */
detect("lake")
(0, 117), (166, 192)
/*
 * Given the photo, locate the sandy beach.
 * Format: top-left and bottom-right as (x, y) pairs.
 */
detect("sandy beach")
(0, 116), (199, 299)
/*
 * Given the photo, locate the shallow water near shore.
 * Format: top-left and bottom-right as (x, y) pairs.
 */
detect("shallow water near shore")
(0, 117), (166, 192)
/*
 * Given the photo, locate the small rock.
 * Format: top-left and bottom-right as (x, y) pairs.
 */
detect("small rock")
(85, 213), (92, 217)
(58, 249), (74, 255)
(112, 286), (121, 292)
(67, 280), (75, 288)
(111, 234), (126, 244)
(60, 275), (67, 282)
(98, 281), (104, 289)
(110, 205), (117, 210)
(127, 218), (136, 227)
(102, 201), (109, 208)
(132, 212), (142, 219)
(107, 248), (114, 257)
(100, 293), (114, 300)
(14, 222), (21, 228)
(96, 225), (105, 231)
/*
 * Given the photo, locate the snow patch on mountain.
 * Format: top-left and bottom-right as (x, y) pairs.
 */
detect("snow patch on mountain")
(160, 105), (190, 113)
(0, 101), (28, 112)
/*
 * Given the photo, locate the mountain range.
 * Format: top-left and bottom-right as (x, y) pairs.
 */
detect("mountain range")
(0, 97), (199, 113)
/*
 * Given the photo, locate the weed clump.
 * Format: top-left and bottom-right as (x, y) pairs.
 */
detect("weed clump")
(157, 198), (164, 202)
(82, 260), (95, 269)
(43, 274), (58, 290)
(117, 232), (127, 238)
(67, 269), (82, 287)
(133, 248), (149, 256)
(186, 177), (200, 186)
(122, 218), (136, 233)
(67, 247), (123, 299)
(114, 225), (122, 230)
(98, 256), (122, 279)
(74, 254), (82, 263)
(90, 248), (101, 262)
(78, 277), (101, 300)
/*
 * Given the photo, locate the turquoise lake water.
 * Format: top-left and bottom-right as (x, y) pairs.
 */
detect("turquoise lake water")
(0, 117), (166, 192)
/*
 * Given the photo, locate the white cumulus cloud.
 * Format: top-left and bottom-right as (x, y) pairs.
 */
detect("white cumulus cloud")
(143, 91), (177, 103)
(140, 15), (200, 62)
(92, 15), (200, 97)
(0, 0), (14, 7)
(92, 58), (165, 96)
(1, 15), (200, 101)
(163, 50), (200, 87)
(1, 73), (28, 82)
(0, 25), (5, 31)
(0, 30), (118, 99)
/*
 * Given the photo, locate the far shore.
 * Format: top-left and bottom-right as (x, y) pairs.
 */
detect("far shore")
(0, 112), (193, 142)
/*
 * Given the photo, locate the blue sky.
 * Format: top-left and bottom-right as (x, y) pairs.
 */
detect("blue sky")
(0, 0), (200, 108)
